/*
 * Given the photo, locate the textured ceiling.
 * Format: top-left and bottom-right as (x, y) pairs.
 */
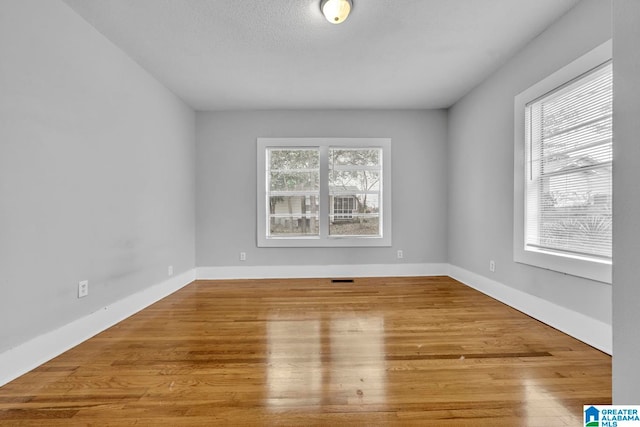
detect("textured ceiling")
(62, 0), (580, 110)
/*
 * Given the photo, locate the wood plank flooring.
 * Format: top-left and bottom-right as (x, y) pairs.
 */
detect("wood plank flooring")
(0, 276), (611, 426)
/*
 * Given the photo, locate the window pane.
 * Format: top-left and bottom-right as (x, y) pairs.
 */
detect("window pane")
(267, 148), (320, 237)
(270, 171), (319, 191)
(329, 149), (380, 166)
(269, 149), (319, 169)
(328, 147), (383, 238)
(537, 169), (612, 257)
(330, 170), (380, 192)
(269, 196), (319, 236)
(329, 194), (381, 237)
(329, 215), (380, 236)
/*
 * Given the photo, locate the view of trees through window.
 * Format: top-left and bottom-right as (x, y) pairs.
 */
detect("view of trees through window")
(268, 148), (319, 236)
(329, 148), (381, 236)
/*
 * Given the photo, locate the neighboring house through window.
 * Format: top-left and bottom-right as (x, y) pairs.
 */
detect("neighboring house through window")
(333, 194), (357, 220)
(514, 40), (612, 283)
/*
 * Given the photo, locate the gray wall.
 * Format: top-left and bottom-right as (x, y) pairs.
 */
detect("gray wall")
(612, 0), (640, 403)
(2, 0), (630, 397)
(447, 0), (612, 324)
(196, 110), (448, 267)
(0, 0), (196, 353)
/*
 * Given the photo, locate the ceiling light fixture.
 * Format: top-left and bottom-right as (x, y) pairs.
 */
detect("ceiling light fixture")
(320, 0), (352, 24)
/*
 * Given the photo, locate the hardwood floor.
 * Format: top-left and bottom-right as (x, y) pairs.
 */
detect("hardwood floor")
(0, 276), (611, 426)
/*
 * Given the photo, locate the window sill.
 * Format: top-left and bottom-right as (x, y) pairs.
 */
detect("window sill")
(514, 245), (611, 284)
(259, 235), (392, 248)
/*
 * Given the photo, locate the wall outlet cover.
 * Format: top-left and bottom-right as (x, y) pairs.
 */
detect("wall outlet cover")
(78, 280), (88, 298)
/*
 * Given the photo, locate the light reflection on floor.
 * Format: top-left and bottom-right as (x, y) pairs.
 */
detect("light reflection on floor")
(266, 319), (322, 407)
(266, 314), (386, 409)
(524, 378), (580, 426)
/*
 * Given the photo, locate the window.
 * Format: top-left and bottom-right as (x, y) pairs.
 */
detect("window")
(266, 148), (320, 237)
(329, 147), (383, 237)
(514, 41), (612, 283)
(333, 196), (355, 220)
(257, 138), (391, 247)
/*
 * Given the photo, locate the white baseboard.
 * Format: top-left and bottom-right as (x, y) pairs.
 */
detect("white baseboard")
(0, 263), (611, 387)
(0, 269), (197, 387)
(196, 263), (450, 280)
(448, 265), (612, 355)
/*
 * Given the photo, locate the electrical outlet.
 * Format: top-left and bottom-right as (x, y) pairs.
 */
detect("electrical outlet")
(168, 265), (173, 276)
(397, 250), (404, 259)
(78, 280), (88, 298)
(240, 252), (247, 261)
(489, 260), (496, 272)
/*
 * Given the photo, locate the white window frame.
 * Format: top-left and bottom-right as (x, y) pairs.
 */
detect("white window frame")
(513, 40), (612, 284)
(257, 138), (391, 247)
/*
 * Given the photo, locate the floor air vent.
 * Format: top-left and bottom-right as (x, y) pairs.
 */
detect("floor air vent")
(331, 279), (354, 283)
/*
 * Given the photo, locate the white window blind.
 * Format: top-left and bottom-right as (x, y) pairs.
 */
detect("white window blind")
(524, 61), (612, 260)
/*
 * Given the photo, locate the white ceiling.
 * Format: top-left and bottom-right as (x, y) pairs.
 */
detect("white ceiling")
(62, 0), (580, 111)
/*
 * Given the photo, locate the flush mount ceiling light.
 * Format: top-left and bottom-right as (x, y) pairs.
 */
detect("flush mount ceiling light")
(320, 0), (352, 24)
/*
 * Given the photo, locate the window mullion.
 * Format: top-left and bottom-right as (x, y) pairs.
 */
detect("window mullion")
(319, 145), (329, 239)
